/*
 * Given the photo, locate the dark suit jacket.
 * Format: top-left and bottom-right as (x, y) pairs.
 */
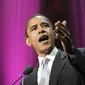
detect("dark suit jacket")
(22, 48), (85, 85)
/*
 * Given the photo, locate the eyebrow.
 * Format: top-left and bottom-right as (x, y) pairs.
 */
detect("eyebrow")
(40, 22), (49, 25)
(29, 21), (50, 30)
(30, 24), (37, 30)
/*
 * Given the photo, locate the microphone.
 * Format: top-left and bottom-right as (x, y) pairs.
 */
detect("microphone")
(23, 66), (33, 75)
(12, 66), (33, 85)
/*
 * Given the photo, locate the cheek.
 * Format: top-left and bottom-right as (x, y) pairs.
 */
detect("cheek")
(47, 27), (53, 33)
(31, 34), (38, 42)
(49, 31), (55, 42)
(49, 29), (54, 37)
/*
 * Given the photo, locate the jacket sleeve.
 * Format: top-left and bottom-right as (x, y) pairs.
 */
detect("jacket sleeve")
(70, 48), (85, 72)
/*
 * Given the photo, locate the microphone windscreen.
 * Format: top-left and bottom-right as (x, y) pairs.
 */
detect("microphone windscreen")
(23, 66), (33, 75)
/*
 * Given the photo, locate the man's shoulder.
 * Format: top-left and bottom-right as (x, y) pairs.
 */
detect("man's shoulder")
(77, 48), (85, 51)
(75, 48), (85, 55)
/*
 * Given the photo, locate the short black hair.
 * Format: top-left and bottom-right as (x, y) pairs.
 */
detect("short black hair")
(25, 14), (54, 37)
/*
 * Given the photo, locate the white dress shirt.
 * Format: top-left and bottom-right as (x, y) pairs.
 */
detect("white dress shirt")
(37, 47), (58, 84)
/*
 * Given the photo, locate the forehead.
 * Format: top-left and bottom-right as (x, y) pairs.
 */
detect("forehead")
(27, 16), (50, 28)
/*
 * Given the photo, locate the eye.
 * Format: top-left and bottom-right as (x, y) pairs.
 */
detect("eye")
(31, 26), (37, 31)
(42, 23), (49, 28)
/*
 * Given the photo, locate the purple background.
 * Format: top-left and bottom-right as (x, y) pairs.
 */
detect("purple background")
(0, 0), (85, 85)
(0, 0), (39, 85)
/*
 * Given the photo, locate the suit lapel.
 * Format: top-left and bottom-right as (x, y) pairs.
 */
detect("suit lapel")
(30, 67), (38, 85)
(49, 49), (67, 85)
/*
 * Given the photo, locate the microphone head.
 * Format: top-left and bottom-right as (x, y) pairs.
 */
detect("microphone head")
(23, 66), (33, 75)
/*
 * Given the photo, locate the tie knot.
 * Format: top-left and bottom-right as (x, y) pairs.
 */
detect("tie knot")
(42, 58), (50, 68)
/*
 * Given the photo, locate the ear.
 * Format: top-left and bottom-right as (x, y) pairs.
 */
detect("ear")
(26, 38), (32, 46)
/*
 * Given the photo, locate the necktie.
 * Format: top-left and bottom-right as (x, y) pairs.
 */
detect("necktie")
(39, 58), (50, 85)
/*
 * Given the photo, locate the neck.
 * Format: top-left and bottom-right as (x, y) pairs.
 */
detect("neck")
(37, 46), (54, 57)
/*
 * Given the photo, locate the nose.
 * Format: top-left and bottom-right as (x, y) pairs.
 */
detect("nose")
(38, 25), (45, 34)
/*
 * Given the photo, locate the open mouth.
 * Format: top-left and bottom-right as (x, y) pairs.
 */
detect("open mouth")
(39, 35), (49, 42)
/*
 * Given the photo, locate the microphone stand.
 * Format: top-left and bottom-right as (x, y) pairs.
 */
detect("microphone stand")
(12, 66), (33, 85)
(12, 74), (23, 85)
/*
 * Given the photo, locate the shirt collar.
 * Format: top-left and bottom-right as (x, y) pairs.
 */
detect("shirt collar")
(46, 46), (58, 61)
(38, 47), (58, 67)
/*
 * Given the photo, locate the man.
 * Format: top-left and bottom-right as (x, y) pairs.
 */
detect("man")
(22, 14), (85, 85)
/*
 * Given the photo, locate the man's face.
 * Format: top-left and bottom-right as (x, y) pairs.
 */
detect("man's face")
(26, 16), (55, 56)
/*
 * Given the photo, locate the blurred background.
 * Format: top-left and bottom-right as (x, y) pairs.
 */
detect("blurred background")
(0, 0), (85, 85)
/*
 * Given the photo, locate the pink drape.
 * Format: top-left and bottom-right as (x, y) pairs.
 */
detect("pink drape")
(0, 0), (40, 85)
(0, 0), (85, 85)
